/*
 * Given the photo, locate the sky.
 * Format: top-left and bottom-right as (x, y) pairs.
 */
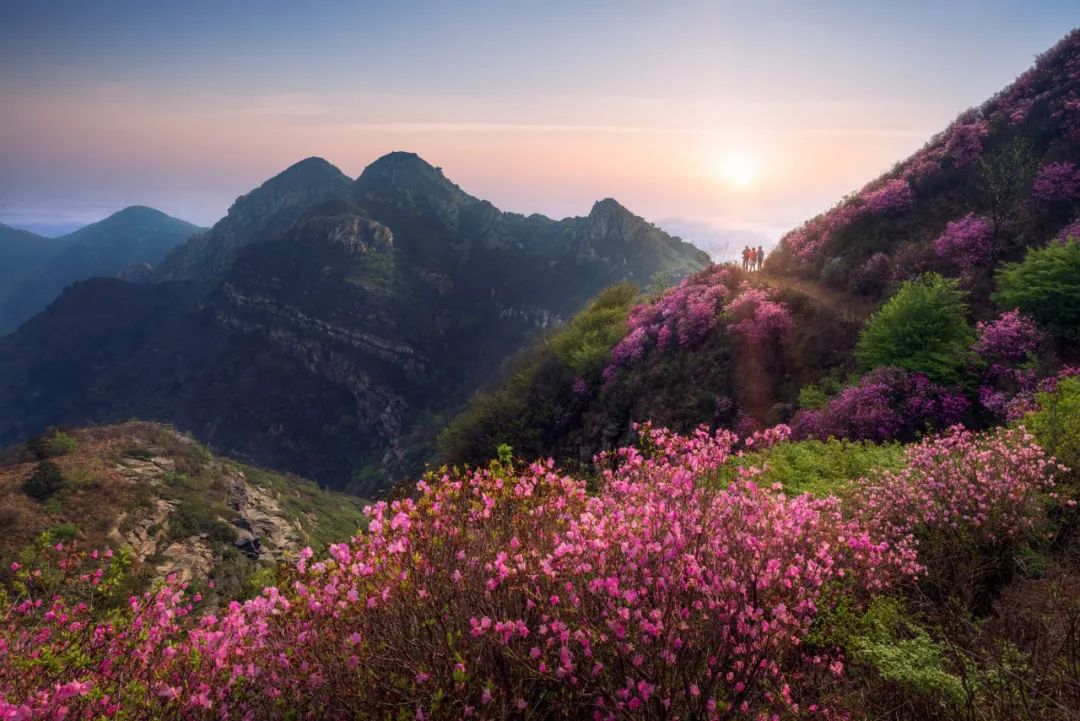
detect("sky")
(1, 1), (1077, 257)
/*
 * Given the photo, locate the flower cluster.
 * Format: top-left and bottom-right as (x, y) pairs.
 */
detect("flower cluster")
(850, 252), (894, 296)
(777, 30), (1080, 267)
(607, 266), (733, 375)
(942, 120), (990, 167)
(0, 423), (929, 720)
(791, 367), (970, 443)
(724, 284), (792, 343)
(863, 178), (915, 214)
(932, 213), (994, 279)
(973, 310), (1044, 414)
(1032, 161), (1080, 202)
(856, 425), (1066, 551)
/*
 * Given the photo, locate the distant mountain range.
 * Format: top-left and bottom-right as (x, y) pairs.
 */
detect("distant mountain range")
(0, 206), (204, 333)
(0, 152), (709, 494)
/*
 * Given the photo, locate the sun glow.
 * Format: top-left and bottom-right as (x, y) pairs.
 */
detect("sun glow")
(713, 147), (761, 190)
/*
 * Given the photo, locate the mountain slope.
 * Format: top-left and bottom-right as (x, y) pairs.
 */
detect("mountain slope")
(0, 207), (203, 334)
(441, 29), (1080, 469)
(0, 153), (709, 494)
(156, 157), (354, 282)
(0, 223), (70, 299)
(0, 422), (366, 601)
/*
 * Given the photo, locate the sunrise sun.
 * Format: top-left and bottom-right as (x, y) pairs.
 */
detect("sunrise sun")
(714, 147), (761, 190)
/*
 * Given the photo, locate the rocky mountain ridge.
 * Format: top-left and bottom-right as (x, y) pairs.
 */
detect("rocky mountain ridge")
(0, 153), (710, 494)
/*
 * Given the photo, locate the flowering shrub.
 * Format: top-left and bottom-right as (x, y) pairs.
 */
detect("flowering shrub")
(932, 213), (994, 279)
(1032, 161), (1080, 202)
(853, 425), (1067, 605)
(972, 310), (1044, 415)
(943, 120), (990, 167)
(1, 424), (923, 720)
(724, 284), (792, 343)
(606, 266), (732, 376)
(791, 367), (969, 443)
(863, 179), (915, 215)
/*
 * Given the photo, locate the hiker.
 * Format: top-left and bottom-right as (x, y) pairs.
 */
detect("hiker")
(756, 246), (765, 271)
(741, 246), (749, 271)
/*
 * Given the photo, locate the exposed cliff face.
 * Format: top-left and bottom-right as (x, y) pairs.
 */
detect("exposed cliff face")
(0, 153), (710, 494)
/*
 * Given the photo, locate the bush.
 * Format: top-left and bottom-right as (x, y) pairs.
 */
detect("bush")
(993, 240), (1080, 341)
(550, 283), (636, 376)
(21, 460), (66, 501)
(26, 430), (78, 459)
(737, 437), (905, 497)
(1023, 375), (1080, 477)
(791, 367), (970, 443)
(855, 273), (975, 384)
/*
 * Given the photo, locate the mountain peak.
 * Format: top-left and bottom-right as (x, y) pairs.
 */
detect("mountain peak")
(261, 157), (350, 193)
(354, 151), (469, 202)
(589, 198), (633, 219)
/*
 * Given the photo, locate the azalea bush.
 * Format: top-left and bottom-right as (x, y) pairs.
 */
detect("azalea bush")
(790, 367), (969, 443)
(855, 425), (1068, 608)
(931, 213), (994, 280)
(2, 423), (925, 720)
(724, 284), (792, 343)
(1, 421), (1069, 720)
(972, 309), (1045, 416)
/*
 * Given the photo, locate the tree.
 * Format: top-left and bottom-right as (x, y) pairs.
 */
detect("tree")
(855, 274), (974, 383)
(975, 137), (1038, 252)
(993, 240), (1080, 341)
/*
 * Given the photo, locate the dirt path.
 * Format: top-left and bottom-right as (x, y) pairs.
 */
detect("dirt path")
(731, 272), (878, 424)
(756, 272), (877, 325)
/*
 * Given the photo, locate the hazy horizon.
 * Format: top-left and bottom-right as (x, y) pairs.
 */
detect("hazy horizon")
(2, 0), (1077, 259)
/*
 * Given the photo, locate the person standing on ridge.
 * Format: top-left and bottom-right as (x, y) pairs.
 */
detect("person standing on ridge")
(756, 246), (765, 271)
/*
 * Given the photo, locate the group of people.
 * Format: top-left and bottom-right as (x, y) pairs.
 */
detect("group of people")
(741, 245), (765, 272)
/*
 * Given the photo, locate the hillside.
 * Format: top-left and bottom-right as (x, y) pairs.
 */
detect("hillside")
(0, 153), (709, 494)
(0, 207), (203, 334)
(0, 224), (70, 306)
(440, 29), (1080, 470)
(0, 421), (366, 601)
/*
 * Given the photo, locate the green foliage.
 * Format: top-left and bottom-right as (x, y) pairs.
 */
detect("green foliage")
(550, 283), (637, 376)
(440, 284), (639, 465)
(845, 598), (967, 711)
(975, 136), (1039, 240)
(167, 498), (235, 544)
(797, 384), (829, 410)
(22, 460), (66, 501)
(737, 438), (905, 497)
(1023, 376), (1080, 477)
(25, 430), (79, 459)
(993, 240), (1080, 341)
(855, 273), (974, 383)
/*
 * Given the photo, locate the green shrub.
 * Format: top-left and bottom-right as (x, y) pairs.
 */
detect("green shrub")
(21, 461), (66, 501)
(855, 273), (974, 383)
(26, 430), (78, 459)
(1023, 376), (1080, 478)
(993, 240), (1080, 341)
(846, 598), (967, 712)
(797, 384), (829, 410)
(550, 283), (637, 376)
(737, 438), (905, 497)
